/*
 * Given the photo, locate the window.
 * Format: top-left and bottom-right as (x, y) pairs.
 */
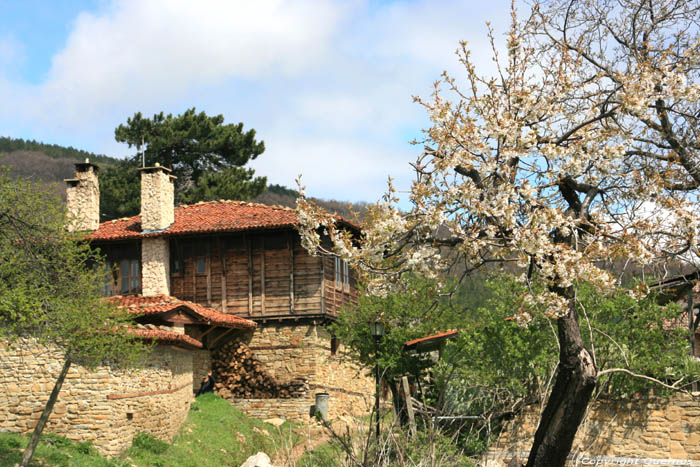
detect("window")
(196, 257), (207, 275)
(171, 257), (182, 275)
(100, 259), (140, 296)
(99, 262), (111, 297)
(335, 257), (350, 291)
(335, 257), (342, 288)
(120, 259), (140, 294)
(343, 260), (350, 292)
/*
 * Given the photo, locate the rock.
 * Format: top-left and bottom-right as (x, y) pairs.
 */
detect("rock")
(264, 418), (285, 427)
(240, 451), (272, 467)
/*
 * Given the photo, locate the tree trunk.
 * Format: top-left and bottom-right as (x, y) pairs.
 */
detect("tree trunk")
(526, 291), (597, 467)
(20, 357), (72, 467)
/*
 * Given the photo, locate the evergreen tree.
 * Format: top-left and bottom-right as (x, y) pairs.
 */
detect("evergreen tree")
(102, 108), (266, 219)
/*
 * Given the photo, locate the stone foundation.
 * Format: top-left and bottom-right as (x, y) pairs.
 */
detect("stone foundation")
(232, 322), (374, 421)
(0, 339), (193, 457)
(484, 393), (700, 466)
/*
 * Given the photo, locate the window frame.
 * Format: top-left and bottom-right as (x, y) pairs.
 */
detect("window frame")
(335, 257), (351, 292)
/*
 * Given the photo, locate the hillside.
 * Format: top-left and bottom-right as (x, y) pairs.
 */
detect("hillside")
(0, 137), (367, 221)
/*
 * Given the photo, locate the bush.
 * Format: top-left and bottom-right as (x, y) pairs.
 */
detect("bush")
(130, 433), (169, 455)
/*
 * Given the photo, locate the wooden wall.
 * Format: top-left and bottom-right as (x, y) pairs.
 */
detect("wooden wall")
(169, 231), (339, 317)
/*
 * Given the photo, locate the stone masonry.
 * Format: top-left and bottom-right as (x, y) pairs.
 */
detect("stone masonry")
(226, 323), (374, 422)
(0, 339), (193, 457)
(484, 393), (700, 465)
(139, 165), (175, 232)
(141, 237), (170, 297)
(65, 161), (99, 232)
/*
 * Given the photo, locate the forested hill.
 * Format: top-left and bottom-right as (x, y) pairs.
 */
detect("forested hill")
(0, 137), (118, 165)
(0, 137), (366, 220)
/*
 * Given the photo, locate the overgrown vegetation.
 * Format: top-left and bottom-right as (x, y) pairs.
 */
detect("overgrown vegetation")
(329, 273), (700, 464)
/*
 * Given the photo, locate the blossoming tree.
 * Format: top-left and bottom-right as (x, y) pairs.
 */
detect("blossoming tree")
(298, 1), (700, 465)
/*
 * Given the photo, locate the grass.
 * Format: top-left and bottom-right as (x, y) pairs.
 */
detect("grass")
(125, 393), (299, 466)
(0, 394), (300, 467)
(0, 432), (120, 467)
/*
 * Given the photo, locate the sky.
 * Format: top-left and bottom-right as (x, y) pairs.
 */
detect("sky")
(0, 0), (512, 205)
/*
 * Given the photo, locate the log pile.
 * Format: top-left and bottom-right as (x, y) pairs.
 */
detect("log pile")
(212, 339), (308, 399)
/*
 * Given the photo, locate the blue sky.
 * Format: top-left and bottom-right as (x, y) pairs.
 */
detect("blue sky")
(0, 0), (512, 204)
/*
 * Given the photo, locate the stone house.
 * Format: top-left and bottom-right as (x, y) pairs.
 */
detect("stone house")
(0, 161), (373, 456)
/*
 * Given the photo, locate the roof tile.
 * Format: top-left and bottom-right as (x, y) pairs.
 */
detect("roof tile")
(109, 294), (256, 329)
(89, 200), (357, 241)
(128, 328), (204, 349)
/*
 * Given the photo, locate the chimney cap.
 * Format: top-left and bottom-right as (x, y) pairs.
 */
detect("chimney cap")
(74, 160), (99, 173)
(138, 164), (173, 173)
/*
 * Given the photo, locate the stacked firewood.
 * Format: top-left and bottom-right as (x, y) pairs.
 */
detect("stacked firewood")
(212, 338), (308, 399)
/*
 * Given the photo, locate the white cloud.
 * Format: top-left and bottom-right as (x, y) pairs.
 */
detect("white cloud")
(13, 0), (345, 124)
(0, 0), (514, 205)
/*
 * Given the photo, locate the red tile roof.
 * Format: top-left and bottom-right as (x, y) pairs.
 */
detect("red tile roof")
(109, 294), (256, 329)
(404, 330), (460, 350)
(129, 327), (203, 349)
(89, 200), (358, 241)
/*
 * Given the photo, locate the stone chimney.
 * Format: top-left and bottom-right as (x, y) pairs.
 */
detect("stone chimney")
(65, 159), (100, 232)
(139, 163), (175, 232)
(139, 163), (176, 297)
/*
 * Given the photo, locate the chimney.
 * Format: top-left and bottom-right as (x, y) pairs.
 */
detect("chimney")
(139, 163), (175, 232)
(65, 159), (100, 232)
(139, 163), (176, 297)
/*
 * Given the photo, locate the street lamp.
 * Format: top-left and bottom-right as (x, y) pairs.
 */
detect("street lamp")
(370, 319), (385, 441)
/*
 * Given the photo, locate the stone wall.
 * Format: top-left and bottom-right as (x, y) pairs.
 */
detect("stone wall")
(141, 237), (170, 296)
(228, 398), (312, 422)
(0, 339), (193, 457)
(234, 322), (374, 421)
(484, 393), (700, 466)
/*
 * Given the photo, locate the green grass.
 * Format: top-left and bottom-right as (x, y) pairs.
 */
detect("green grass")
(297, 440), (345, 467)
(0, 432), (122, 467)
(125, 393), (298, 466)
(0, 394), (299, 467)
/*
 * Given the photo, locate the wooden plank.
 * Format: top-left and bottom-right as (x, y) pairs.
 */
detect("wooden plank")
(192, 256), (197, 303)
(289, 232), (295, 314)
(247, 235), (253, 315)
(206, 242), (212, 304)
(402, 376), (417, 437)
(261, 244), (266, 314)
(320, 254), (326, 314)
(207, 327), (235, 349)
(198, 325), (218, 341)
(218, 236), (227, 312)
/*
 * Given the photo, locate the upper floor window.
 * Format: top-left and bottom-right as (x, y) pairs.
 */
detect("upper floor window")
(196, 257), (207, 275)
(119, 259), (140, 295)
(335, 257), (350, 292)
(100, 259), (140, 296)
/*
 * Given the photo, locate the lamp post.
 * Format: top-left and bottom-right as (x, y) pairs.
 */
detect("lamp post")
(370, 319), (384, 441)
